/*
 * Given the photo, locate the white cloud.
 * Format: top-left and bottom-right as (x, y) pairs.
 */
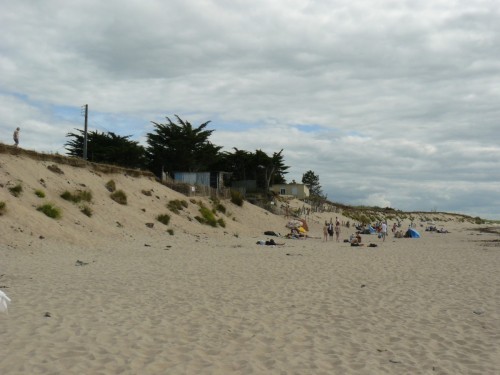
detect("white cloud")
(1, 0), (499, 218)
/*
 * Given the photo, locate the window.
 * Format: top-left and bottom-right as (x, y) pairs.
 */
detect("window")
(280, 188), (286, 195)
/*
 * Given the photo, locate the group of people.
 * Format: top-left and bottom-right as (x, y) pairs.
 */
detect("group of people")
(323, 217), (341, 242)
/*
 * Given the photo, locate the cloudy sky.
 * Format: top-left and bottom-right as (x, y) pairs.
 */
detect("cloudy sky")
(1, 0), (499, 219)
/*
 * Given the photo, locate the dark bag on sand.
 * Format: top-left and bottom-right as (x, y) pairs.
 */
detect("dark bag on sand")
(264, 231), (280, 236)
(368, 243), (378, 247)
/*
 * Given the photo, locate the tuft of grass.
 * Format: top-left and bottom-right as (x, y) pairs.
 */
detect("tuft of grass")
(215, 203), (226, 214)
(110, 189), (127, 205)
(167, 199), (188, 214)
(156, 213), (171, 226)
(37, 203), (62, 219)
(0, 201), (6, 215)
(197, 206), (218, 227)
(230, 190), (244, 206)
(8, 183), (23, 197)
(34, 189), (45, 198)
(217, 218), (226, 228)
(105, 180), (116, 192)
(80, 204), (93, 217)
(167, 229), (174, 235)
(60, 190), (92, 203)
(141, 189), (152, 196)
(47, 164), (64, 174)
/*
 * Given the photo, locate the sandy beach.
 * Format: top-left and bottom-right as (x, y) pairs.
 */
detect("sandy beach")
(1, 153), (499, 374)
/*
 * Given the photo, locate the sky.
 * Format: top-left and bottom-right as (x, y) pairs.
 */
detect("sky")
(1, 0), (499, 219)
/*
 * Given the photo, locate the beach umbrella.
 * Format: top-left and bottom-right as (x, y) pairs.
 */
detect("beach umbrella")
(0, 290), (11, 313)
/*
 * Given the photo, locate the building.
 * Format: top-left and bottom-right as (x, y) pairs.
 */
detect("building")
(270, 182), (310, 199)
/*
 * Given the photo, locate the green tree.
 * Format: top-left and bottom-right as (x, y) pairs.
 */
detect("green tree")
(212, 148), (288, 191)
(302, 170), (324, 197)
(65, 129), (146, 169)
(254, 149), (288, 192)
(146, 115), (223, 177)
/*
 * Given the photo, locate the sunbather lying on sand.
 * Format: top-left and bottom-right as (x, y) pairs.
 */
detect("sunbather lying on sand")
(256, 239), (286, 246)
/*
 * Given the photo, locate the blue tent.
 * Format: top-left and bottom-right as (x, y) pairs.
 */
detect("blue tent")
(405, 228), (421, 238)
(360, 225), (377, 234)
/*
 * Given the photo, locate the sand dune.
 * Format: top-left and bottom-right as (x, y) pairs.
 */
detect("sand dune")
(1, 152), (499, 374)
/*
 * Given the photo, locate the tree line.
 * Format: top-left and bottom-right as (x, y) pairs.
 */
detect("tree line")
(65, 115), (324, 197)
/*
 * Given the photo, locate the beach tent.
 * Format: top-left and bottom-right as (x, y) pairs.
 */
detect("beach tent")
(405, 228), (421, 238)
(361, 225), (377, 234)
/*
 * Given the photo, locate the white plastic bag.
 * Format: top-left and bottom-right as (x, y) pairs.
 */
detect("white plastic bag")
(0, 290), (11, 313)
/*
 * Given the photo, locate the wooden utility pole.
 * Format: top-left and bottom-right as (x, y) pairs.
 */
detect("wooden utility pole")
(83, 104), (88, 160)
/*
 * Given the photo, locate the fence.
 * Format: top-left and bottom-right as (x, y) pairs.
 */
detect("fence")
(162, 179), (231, 199)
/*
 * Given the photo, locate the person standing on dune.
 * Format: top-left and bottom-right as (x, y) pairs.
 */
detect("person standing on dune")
(13, 127), (20, 147)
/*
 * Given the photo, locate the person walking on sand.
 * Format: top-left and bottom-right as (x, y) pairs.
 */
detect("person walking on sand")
(323, 221), (328, 242)
(13, 127), (20, 147)
(381, 221), (387, 242)
(327, 219), (334, 241)
(335, 220), (341, 242)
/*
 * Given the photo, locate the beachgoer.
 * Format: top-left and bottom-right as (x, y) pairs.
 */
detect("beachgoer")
(381, 222), (387, 241)
(350, 232), (363, 246)
(323, 221), (328, 242)
(13, 127), (20, 147)
(327, 219), (334, 240)
(335, 220), (341, 242)
(265, 239), (285, 246)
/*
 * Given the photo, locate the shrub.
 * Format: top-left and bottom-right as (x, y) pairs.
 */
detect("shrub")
(105, 180), (116, 192)
(60, 190), (92, 203)
(60, 191), (72, 201)
(167, 199), (188, 214)
(8, 183), (23, 197)
(156, 214), (171, 226)
(215, 203), (226, 214)
(47, 164), (64, 174)
(37, 203), (61, 219)
(80, 204), (93, 217)
(110, 190), (127, 205)
(34, 189), (46, 198)
(197, 206), (218, 227)
(79, 190), (93, 202)
(141, 189), (152, 196)
(230, 190), (244, 206)
(167, 229), (174, 235)
(217, 218), (226, 228)
(0, 201), (6, 215)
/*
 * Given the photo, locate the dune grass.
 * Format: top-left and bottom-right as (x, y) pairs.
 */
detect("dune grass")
(167, 199), (188, 214)
(156, 213), (171, 226)
(8, 183), (23, 197)
(110, 189), (127, 205)
(80, 204), (93, 217)
(60, 190), (93, 203)
(37, 203), (61, 219)
(105, 179), (116, 192)
(34, 189), (45, 198)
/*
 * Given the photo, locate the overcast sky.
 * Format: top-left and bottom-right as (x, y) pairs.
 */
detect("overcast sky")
(1, 0), (499, 219)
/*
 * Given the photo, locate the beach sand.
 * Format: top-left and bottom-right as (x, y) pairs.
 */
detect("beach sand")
(1, 152), (499, 374)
